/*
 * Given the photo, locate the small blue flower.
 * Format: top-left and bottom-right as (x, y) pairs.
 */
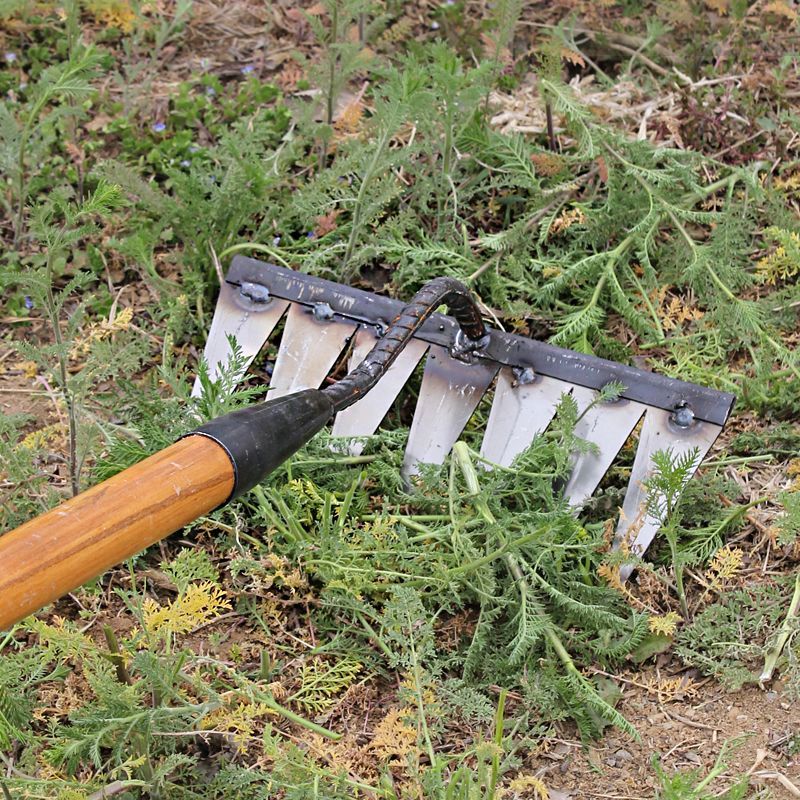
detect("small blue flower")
(188, 144), (200, 153)
(24, 296), (33, 309)
(273, 236), (281, 246)
(5, 52), (17, 63)
(180, 159), (191, 167)
(241, 64), (255, 75)
(306, 231), (315, 239)
(430, 20), (440, 29)
(205, 86), (216, 97)
(152, 121), (166, 133)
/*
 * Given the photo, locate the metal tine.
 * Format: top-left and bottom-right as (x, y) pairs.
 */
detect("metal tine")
(331, 327), (429, 453)
(403, 345), (499, 477)
(562, 387), (648, 508)
(617, 409), (721, 580)
(480, 369), (574, 467)
(191, 282), (289, 397)
(268, 303), (357, 400)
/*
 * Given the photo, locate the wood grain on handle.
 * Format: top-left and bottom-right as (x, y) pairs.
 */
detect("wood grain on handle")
(0, 435), (234, 631)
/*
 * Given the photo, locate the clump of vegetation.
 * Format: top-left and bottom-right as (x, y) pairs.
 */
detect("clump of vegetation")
(1, 0), (798, 796)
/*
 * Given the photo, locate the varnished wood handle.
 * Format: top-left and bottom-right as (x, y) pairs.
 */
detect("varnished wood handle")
(0, 435), (234, 631)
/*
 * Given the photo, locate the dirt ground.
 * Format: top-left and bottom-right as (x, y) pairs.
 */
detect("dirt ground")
(527, 677), (799, 799)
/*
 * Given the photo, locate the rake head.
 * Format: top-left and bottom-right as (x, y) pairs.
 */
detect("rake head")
(198, 255), (735, 572)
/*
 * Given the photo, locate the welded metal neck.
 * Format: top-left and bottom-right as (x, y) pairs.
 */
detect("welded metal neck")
(323, 276), (487, 413)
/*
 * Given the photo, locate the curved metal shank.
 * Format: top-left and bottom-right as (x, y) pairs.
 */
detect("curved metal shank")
(323, 277), (487, 413)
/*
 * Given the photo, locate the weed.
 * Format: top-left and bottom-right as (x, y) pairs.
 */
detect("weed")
(1, 2), (799, 797)
(653, 739), (751, 799)
(1, 44), (104, 243)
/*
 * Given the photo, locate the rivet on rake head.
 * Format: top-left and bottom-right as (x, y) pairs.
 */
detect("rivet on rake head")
(671, 403), (695, 428)
(312, 302), (335, 321)
(450, 329), (491, 364)
(239, 281), (271, 305)
(512, 366), (536, 387)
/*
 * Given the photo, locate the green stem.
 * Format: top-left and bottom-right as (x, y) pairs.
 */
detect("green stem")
(292, 455), (377, 467)
(701, 455), (774, 467)
(489, 688), (508, 793)
(759, 573), (800, 684)
(262, 695), (342, 741)
(357, 613), (394, 660)
(218, 242), (293, 268)
(342, 123), (394, 273)
(0, 628), (17, 652)
(664, 526), (690, 620)
(44, 254), (79, 496)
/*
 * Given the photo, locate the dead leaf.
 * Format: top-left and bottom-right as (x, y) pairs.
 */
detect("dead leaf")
(276, 62), (304, 91)
(762, 0), (797, 20)
(85, 114), (113, 132)
(561, 47), (586, 67)
(314, 209), (341, 238)
(597, 155), (608, 183)
(704, 0), (729, 13)
(65, 142), (85, 164)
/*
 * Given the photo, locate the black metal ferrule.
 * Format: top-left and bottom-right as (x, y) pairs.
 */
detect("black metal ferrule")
(188, 389), (335, 503)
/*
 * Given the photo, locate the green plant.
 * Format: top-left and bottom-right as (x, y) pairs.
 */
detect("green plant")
(2, 181), (145, 496)
(2, 3), (799, 797)
(1, 44), (104, 244)
(676, 581), (793, 689)
(644, 448), (703, 619)
(653, 740), (750, 800)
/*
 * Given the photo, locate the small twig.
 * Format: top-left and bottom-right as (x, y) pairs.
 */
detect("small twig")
(545, 101), (557, 151)
(750, 771), (800, 798)
(88, 781), (142, 800)
(658, 703), (720, 732)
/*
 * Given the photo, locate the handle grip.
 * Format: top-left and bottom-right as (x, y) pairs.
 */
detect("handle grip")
(0, 435), (234, 631)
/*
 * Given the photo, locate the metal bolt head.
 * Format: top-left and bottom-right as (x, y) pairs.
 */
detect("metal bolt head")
(512, 366), (536, 386)
(312, 302), (335, 321)
(239, 281), (271, 305)
(671, 404), (695, 428)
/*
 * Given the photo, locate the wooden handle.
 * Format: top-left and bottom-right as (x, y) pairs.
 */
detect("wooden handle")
(0, 435), (234, 631)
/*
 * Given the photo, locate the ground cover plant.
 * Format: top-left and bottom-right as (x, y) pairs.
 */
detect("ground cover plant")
(0, 0), (799, 797)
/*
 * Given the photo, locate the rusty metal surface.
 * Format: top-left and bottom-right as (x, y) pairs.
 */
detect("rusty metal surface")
(330, 327), (428, 452)
(617, 410), (722, 581)
(402, 345), (499, 476)
(192, 281), (289, 398)
(480, 370), (573, 466)
(563, 388), (647, 508)
(268, 303), (357, 400)
(226, 256), (735, 426)
(323, 276), (485, 413)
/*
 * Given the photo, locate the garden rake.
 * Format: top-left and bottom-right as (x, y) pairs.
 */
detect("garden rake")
(0, 256), (734, 630)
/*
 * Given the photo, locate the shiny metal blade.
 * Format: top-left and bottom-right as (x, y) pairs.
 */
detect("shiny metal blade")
(331, 327), (428, 452)
(192, 282), (289, 397)
(617, 410), (721, 580)
(268, 302), (357, 399)
(403, 346), (499, 476)
(563, 388), (647, 508)
(480, 369), (574, 466)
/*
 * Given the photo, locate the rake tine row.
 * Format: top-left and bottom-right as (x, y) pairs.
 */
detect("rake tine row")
(194, 257), (731, 569)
